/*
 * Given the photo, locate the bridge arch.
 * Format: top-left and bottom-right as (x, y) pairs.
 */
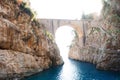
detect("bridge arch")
(56, 24), (83, 40)
(39, 19), (89, 47)
(56, 24), (84, 47)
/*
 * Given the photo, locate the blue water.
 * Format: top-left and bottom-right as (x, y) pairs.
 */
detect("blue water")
(24, 58), (120, 80)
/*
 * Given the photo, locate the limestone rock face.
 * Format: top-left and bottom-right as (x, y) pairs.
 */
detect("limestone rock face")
(69, 42), (120, 71)
(96, 53), (120, 71)
(69, 20), (120, 71)
(0, 0), (63, 79)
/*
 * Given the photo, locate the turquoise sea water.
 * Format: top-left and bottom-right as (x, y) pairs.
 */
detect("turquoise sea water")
(24, 58), (120, 80)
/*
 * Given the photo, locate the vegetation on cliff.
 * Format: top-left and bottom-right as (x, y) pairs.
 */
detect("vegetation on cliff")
(102, 0), (120, 27)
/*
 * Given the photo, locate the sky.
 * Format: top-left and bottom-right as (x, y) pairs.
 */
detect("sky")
(55, 26), (75, 57)
(29, 0), (103, 19)
(55, 26), (74, 49)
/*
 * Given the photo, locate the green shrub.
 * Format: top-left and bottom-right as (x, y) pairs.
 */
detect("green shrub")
(44, 30), (54, 42)
(17, 0), (37, 21)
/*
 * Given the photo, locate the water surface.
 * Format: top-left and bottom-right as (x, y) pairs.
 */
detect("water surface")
(24, 58), (120, 80)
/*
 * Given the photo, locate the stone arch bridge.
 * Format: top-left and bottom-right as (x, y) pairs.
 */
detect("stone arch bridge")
(39, 19), (92, 46)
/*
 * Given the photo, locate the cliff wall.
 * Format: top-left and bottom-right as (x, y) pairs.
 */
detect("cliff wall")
(0, 0), (63, 79)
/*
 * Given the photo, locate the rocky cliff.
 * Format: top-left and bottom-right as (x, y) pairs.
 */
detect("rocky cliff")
(69, 0), (120, 71)
(0, 0), (63, 79)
